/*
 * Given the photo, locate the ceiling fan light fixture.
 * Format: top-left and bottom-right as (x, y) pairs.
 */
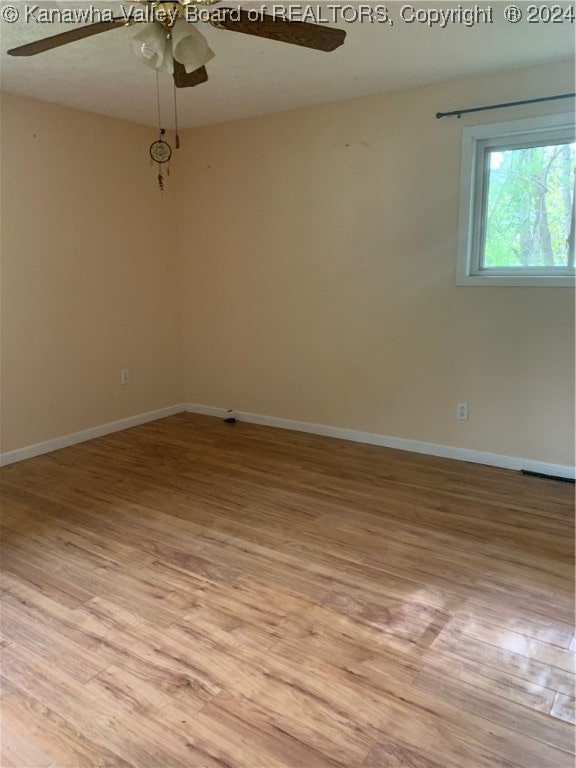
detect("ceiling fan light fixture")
(130, 23), (173, 73)
(171, 19), (214, 73)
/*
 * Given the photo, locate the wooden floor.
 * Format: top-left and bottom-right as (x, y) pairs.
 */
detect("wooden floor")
(0, 413), (574, 767)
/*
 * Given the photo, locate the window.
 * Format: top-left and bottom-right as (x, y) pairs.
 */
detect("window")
(457, 113), (576, 286)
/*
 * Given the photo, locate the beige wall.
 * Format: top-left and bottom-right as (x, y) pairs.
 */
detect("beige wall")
(1, 92), (183, 452)
(2, 61), (574, 466)
(178, 59), (575, 466)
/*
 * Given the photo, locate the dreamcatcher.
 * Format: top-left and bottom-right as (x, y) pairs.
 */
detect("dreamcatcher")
(150, 129), (172, 191)
(150, 72), (180, 191)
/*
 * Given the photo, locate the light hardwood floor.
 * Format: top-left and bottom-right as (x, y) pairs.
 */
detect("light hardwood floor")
(0, 413), (574, 767)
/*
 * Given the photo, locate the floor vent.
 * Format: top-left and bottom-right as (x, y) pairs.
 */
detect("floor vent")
(521, 470), (575, 484)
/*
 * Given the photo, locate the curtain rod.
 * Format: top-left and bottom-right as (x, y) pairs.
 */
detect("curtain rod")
(436, 92), (576, 119)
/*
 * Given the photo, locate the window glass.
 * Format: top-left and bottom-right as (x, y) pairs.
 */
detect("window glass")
(483, 142), (576, 270)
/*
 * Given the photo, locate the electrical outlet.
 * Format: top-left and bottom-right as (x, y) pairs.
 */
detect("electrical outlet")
(457, 402), (469, 421)
(121, 369), (130, 385)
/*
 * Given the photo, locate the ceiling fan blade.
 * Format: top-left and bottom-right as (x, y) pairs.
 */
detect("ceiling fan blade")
(7, 18), (130, 57)
(173, 61), (208, 89)
(216, 10), (345, 52)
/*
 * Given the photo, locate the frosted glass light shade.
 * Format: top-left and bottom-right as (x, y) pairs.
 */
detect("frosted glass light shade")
(171, 20), (214, 73)
(130, 23), (173, 73)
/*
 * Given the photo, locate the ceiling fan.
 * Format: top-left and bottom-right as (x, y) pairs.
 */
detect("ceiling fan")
(7, 0), (347, 88)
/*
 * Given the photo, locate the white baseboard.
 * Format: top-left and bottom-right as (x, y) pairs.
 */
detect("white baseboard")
(0, 404), (186, 467)
(2, 401), (572, 480)
(186, 403), (575, 480)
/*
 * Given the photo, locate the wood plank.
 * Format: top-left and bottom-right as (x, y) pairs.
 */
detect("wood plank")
(447, 615), (576, 672)
(551, 693), (576, 725)
(1, 685), (131, 767)
(421, 648), (556, 714)
(363, 740), (447, 768)
(431, 627), (575, 696)
(268, 629), (568, 768)
(1, 643), (226, 768)
(447, 602), (575, 649)
(415, 666), (574, 754)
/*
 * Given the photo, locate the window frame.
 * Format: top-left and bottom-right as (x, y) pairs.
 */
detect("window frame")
(456, 112), (576, 287)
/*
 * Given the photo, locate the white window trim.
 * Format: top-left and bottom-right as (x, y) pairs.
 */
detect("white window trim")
(456, 112), (576, 287)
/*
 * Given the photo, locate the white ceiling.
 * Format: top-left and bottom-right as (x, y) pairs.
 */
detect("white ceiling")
(1, 1), (574, 128)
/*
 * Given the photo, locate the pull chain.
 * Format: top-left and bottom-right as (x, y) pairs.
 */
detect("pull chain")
(156, 70), (162, 132)
(173, 79), (180, 150)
